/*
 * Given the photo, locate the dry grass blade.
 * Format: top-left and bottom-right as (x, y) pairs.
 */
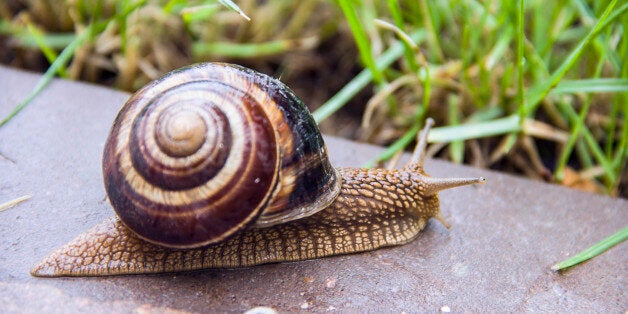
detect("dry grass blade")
(0, 195), (32, 212)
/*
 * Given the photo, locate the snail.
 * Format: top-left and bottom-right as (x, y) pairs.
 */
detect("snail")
(31, 63), (485, 277)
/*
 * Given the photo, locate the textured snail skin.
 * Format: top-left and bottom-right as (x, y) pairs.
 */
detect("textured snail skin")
(31, 119), (485, 277)
(31, 168), (430, 276)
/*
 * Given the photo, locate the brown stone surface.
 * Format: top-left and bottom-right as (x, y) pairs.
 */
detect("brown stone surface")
(0, 65), (626, 313)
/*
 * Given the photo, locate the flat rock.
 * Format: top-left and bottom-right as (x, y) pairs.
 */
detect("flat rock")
(0, 65), (626, 313)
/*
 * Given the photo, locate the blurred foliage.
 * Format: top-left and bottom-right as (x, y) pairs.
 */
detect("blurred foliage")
(0, 0), (626, 198)
(0, 0), (344, 91)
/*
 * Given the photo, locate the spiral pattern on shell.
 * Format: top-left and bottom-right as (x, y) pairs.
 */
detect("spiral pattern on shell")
(103, 63), (340, 248)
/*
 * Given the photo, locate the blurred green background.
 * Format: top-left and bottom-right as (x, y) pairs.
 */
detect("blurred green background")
(1, 0), (626, 197)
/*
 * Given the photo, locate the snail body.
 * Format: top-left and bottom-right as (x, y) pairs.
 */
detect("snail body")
(31, 63), (485, 277)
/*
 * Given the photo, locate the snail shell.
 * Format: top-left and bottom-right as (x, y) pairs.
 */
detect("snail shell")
(103, 63), (340, 248)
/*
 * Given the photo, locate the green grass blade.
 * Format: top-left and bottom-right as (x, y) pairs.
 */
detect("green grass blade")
(372, 19), (432, 125)
(12, 32), (76, 50)
(447, 95), (463, 163)
(555, 45), (609, 181)
(418, 0), (443, 62)
(0, 0), (146, 128)
(337, 1), (398, 114)
(364, 123), (422, 168)
(365, 107), (504, 167)
(551, 78), (628, 94)
(551, 226), (628, 271)
(312, 30), (426, 123)
(596, 3), (628, 34)
(428, 115), (521, 143)
(163, 0), (186, 13)
(1, 19), (75, 50)
(193, 38), (317, 58)
(524, 0), (618, 116)
(365, 107), (506, 168)
(610, 102), (628, 191)
(0, 23), (95, 127)
(337, 0), (385, 86)
(485, 26), (513, 70)
(555, 97), (592, 181)
(387, 0), (419, 73)
(218, 0), (251, 20)
(26, 23), (68, 78)
(558, 102), (616, 183)
(180, 4), (220, 23)
(516, 0), (525, 126)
